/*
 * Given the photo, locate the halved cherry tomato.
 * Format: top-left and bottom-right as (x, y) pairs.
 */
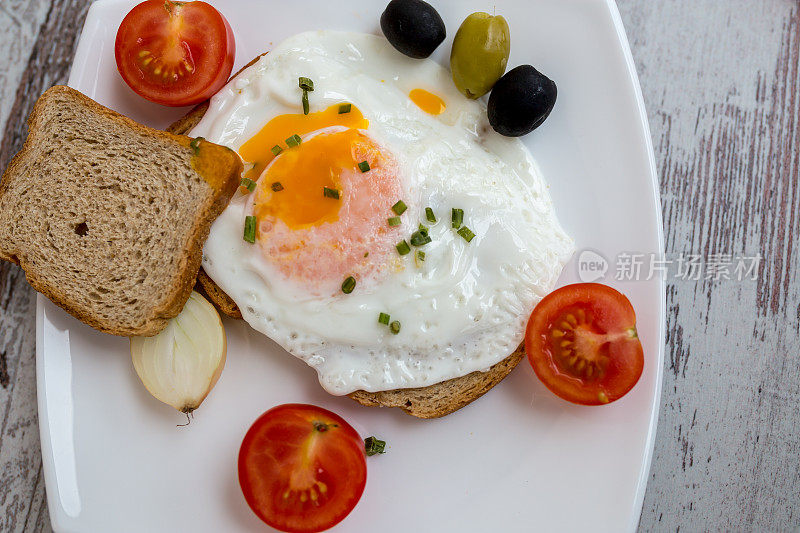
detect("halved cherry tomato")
(114, 1), (235, 106)
(238, 404), (367, 533)
(525, 283), (644, 405)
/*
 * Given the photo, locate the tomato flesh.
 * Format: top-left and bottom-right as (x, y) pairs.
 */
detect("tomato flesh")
(115, 1), (235, 106)
(238, 404), (367, 533)
(525, 283), (644, 405)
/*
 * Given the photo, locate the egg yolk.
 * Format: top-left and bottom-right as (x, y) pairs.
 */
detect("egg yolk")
(409, 88), (446, 115)
(239, 104), (368, 182)
(248, 126), (404, 295)
(253, 129), (385, 229)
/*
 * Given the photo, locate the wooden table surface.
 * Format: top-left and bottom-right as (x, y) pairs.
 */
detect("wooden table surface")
(1, 0), (799, 531)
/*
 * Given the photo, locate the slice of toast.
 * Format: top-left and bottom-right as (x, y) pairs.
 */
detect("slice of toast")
(168, 58), (525, 418)
(196, 267), (242, 320)
(348, 346), (525, 418)
(0, 86), (242, 336)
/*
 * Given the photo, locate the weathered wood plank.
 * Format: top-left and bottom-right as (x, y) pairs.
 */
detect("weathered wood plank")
(0, 306), (41, 533)
(616, 0), (800, 531)
(23, 468), (49, 533)
(0, 0), (52, 138)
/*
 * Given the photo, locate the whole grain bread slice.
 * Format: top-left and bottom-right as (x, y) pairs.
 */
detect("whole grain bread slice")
(0, 86), (242, 336)
(168, 57), (525, 418)
(196, 267), (242, 319)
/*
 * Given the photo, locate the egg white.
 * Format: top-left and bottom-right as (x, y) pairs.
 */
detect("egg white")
(190, 31), (574, 395)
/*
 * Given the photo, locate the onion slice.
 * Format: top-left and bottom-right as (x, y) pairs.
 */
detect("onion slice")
(131, 291), (226, 414)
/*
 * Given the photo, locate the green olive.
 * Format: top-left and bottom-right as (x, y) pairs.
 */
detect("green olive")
(450, 12), (511, 99)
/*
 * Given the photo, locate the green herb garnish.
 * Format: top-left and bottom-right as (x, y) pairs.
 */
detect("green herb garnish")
(410, 229), (432, 247)
(378, 312), (390, 325)
(286, 134), (302, 147)
(271, 182), (284, 192)
(323, 187), (340, 200)
(396, 240), (411, 255)
(358, 161), (370, 173)
(425, 207), (436, 223)
(299, 77), (314, 91)
(271, 145), (283, 156)
(243, 216), (256, 243)
(365, 436), (386, 456)
(457, 226), (475, 243)
(299, 78), (313, 115)
(341, 276), (356, 294)
(389, 321), (401, 335)
(338, 103), (352, 114)
(451, 208), (464, 229)
(415, 249), (425, 267)
(240, 178), (256, 192)
(387, 216), (401, 227)
(190, 137), (204, 154)
(392, 200), (408, 215)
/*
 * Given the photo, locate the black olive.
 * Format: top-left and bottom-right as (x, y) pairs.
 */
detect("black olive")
(380, 0), (446, 59)
(487, 65), (557, 137)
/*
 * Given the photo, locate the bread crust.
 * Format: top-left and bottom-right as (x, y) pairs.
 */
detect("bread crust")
(348, 345), (525, 418)
(0, 86), (242, 336)
(168, 55), (525, 418)
(168, 57), (259, 321)
(195, 268), (243, 320)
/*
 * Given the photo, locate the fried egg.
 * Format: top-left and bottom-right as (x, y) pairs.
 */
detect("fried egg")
(190, 31), (573, 395)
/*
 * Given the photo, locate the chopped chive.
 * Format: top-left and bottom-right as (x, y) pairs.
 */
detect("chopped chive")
(387, 216), (402, 227)
(189, 136), (204, 154)
(415, 249), (425, 267)
(299, 77), (314, 91)
(392, 200), (408, 215)
(358, 160), (370, 172)
(243, 215), (256, 243)
(286, 134), (302, 147)
(302, 90), (310, 115)
(378, 312), (390, 325)
(425, 207), (436, 223)
(410, 230), (432, 247)
(364, 251), (369, 258)
(389, 321), (401, 335)
(341, 276), (356, 294)
(365, 436), (386, 456)
(451, 208), (464, 229)
(323, 187), (340, 200)
(240, 178), (256, 192)
(418, 223), (428, 235)
(271, 182), (284, 192)
(396, 240), (411, 255)
(271, 145), (283, 156)
(457, 226), (475, 243)
(338, 103), (352, 114)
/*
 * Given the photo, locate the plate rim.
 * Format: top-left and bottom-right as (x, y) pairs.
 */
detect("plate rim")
(36, 0), (666, 531)
(600, 0), (666, 529)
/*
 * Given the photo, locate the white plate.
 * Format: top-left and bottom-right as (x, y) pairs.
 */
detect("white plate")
(37, 0), (664, 531)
